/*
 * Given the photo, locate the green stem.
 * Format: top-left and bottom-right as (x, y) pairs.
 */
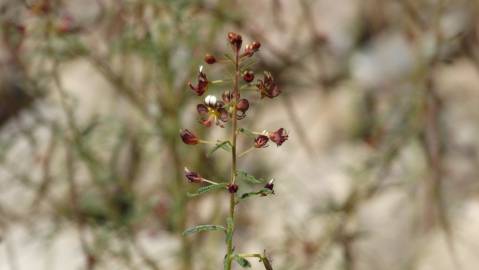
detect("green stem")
(226, 48), (240, 270)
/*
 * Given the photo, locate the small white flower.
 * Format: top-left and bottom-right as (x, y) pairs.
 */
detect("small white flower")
(199, 65), (204, 73)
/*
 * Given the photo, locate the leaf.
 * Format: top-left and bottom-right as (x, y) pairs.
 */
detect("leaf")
(237, 171), (266, 184)
(238, 128), (256, 138)
(239, 188), (274, 200)
(234, 255), (252, 268)
(207, 141), (232, 157)
(183, 224), (226, 236)
(187, 183), (227, 197)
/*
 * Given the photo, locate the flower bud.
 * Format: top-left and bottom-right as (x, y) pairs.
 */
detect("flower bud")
(227, 32), (242, 51)
(254, 135), (269, 148)
(236, 98), (249, 113)
(243, 41), (261, 57)
(227, 183), (239, 193)
(243, 70), (255, 83)
(204, 53), (216, 64)
(269, 128), (288, 146)
(184, 167), (203, 183)
(264, 179), (274, 191)
(251, 41), (261, 51)
(180, 129), (199, 145)
(222, 91), (233, 103)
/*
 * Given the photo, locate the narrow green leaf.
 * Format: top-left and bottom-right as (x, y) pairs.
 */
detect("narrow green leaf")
(237, 171), (266, 184)
(234, 255), (252, 268)
(187, 183), (227, 197)
(183, 224), (226, 236)
(238, 128), (256, 138)
(239, 188), (274, 200)
(207, 141), (232, 157)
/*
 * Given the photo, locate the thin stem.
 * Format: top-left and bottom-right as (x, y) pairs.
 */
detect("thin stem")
(203, 179), (219, 185)
(226, 48), (240, 270)
(238, 147), (255, 158)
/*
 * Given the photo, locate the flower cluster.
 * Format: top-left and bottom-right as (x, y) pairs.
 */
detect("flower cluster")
(179, 32), (287, 270)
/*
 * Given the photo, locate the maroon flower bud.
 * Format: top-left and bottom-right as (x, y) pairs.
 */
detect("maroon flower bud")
(243, 41), (261, 57)
(188, 66), (208, 96)
(254, 135), (269, 148)
(180, 129), (199, 145)
(204, 53), (216, 64)
(227, 32), (242, 51)
(251, 41), (261, 51)
(269, 128), (288, 146)
(257, 71), (280, 99)
(184, 168), (203, 183)
(227, 183), (239, 193)
(243, 70), (255, 83)
(264, 179), (275, 193)
(236, 98), (249, 113)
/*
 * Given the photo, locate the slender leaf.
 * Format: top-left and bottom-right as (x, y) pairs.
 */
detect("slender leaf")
(234, 255), (252, 268)
(239, 188), (274, 200)
(237, 171), (266, 184)
(207, 141), (232, 157)
(183, 224), (226, 236)
(238, 128), (256, 138)
(187, 183), (227, 197)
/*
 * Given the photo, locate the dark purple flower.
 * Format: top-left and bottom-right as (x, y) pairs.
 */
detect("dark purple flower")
(257, 71), (280, 99)
(254, 135), (269, 148)
(184, 167), (203, 183)
(188, 66), (208, 96)
(269, 128), (288, 146)
(197, 95), (229, 128)
(264, 179), (274, 191)
(180, 129), (199, 145)
(227, 183), (239, 193)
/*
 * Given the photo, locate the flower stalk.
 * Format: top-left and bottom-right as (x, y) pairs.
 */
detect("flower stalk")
(180, 32), (288, 270)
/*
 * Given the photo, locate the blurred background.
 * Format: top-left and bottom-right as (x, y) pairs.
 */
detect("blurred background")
(0, 0), (479, 269)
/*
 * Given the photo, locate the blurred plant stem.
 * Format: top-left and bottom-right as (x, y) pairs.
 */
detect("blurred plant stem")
(225, 39), (240, 270)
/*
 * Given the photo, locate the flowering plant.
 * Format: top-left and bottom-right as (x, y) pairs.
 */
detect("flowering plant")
(180, 32), (288, 269)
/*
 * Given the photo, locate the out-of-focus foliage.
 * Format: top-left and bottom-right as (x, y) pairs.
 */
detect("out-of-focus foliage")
(0, 0), (479, 270)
